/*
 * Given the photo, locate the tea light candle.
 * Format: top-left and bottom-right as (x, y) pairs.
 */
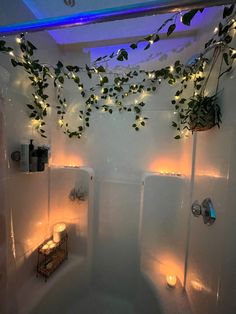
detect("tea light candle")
(42, 244), (49, 252)
(53, 223), (66, 243)
(166, 275), (177, 288)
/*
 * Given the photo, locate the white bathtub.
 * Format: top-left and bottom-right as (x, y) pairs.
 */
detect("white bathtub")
(21, 258), (161, 314)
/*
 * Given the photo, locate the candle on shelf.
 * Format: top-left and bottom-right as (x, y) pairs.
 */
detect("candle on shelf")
(53, 223), (66, 243)
(166, 275), (177, 288)
(42, 244), (49, 252)
(47, 240), (56, 249)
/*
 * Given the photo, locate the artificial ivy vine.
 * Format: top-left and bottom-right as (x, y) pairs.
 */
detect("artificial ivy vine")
(0, 4), (235, 139)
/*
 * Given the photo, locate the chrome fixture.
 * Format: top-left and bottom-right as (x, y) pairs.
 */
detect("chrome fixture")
(64, 0), (75, 7)
(191, 198), (216, 226)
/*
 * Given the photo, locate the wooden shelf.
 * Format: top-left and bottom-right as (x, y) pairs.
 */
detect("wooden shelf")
(37, 233), (68, 281)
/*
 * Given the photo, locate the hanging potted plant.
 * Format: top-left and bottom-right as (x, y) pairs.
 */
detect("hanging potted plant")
(188, 45), (223, 132)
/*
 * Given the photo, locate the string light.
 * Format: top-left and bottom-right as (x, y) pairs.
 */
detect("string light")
(135, 99), (138, 104)
(58, 119), (63, 126)
(214, 27), (219, 34)
(175, 95), (180, 100)
(170, 66), (174, 73)
(15, 37), (22, 44)
(9, 51), (14, 57)
(149, 40), (154, 45)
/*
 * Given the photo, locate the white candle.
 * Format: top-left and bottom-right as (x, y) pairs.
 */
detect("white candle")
(53, 223), (66, 243)
(166, 275), (177, 288)
(42, 244), (49, 252)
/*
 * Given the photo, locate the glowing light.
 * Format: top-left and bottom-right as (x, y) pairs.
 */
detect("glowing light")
(135, 99), (138, 104)
(78, 86), (83, 90)
(53, 223), (66, 243)
(124, 92), (128, 96)
(58, 119), (64, 126)
(149, 39), (154, 45)
(175, 95), (180, 100)
(166, 275), (177, 288)
(214, 27), (218, 34)
(148, 73), (155, 79)
(9, 51), (14, 57)
(15, 37), (22, 43)
(95, 95), (99, 101)
(170, 66), (174, 73)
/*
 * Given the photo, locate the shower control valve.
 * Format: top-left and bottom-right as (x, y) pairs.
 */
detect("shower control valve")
(191, 200), (202, 217)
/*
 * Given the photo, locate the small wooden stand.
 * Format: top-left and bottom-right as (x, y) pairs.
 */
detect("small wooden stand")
(36, 233), (68, 281)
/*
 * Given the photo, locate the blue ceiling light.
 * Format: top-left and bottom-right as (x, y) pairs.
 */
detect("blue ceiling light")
(0, 0), (235, 36)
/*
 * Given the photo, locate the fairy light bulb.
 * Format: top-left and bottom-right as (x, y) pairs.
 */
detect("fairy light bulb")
(58, 119), (63, 126)
(170, 66), (174, 73)
(214, 27), (219, 34)
(175, 95), (180, 100)
(135, 100), (138, 104)
(149, 40), (154, 45)
(16, 37), (21, 44)
(9, 51), (14, 57)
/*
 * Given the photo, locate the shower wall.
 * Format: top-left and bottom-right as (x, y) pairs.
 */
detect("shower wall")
(51, 25), (203, 297)
(184, 26), (236, 312)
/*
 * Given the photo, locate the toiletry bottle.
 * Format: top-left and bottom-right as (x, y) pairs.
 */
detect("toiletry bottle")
(29, 139), (34, 172)
(20, 144), (29, 172)
(37, 147), (45, 172)
(31, 149), (38, 172)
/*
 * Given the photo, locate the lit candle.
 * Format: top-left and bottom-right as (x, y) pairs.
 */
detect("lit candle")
(42, 244), (49, 252)
(53, 223), (66, 243)
(166, 275), (177, 288)
(47, 240), (56, 249)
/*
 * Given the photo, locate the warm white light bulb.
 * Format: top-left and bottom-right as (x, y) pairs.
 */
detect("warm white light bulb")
(9, 51), (14, 57)
(149, 40), (154, 45)
(166, 275), (177, 288)
(170, 66), (174, 72)
(16, 37), (22, 44)
(214, 27), (219, 34)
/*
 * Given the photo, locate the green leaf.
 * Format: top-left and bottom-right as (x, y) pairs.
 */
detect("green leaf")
(182, 9), (200, 26)
(167, 24), (176, 36)
(130, 43), (138, 49)
(223, 4), (235, 19)
(56, 61), (63, 69)
(96, 65), (106, 72)
(223, 52), (229, 66)
(174, 135), (181, 139)
(11, 59), (18, 67)
(58, 76), (64, 84)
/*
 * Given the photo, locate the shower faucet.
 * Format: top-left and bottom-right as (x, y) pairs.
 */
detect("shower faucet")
(191, 198), (216, 226)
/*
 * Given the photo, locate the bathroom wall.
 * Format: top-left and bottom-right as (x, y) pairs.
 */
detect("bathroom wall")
(0, 3), (61, 313)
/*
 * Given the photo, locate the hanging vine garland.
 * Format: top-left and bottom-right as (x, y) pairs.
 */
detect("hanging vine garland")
(0, 5), (235, 140)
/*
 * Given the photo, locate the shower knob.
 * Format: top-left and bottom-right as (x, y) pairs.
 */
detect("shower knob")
(191, 200), (202, 217)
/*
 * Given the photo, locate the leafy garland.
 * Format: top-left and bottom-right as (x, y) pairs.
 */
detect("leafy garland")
(0, 5), (235, 139)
